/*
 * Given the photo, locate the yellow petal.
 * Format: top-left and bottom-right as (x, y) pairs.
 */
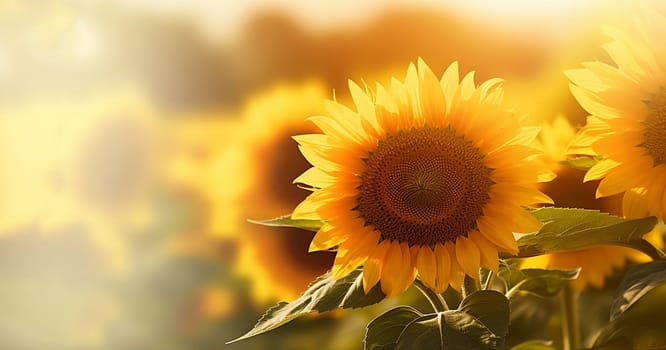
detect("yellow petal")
(445, 242), (465, 291)
(332, 228), (379, 279)
(416, 245), (437, 291)
(477, 216), (519, 255)
(363, 240), (390, 294)
(292, 193), (325, 220)
(417, 57), (446, 126)
(564, 68), (607, 93)
(293, 166), (335, 188)
(584, 158), (620, 182)
(622, 187), (649, 219)
(309, 224), (345, 252)
(395, 242), (417, 296)
(457, 71), (477, 102)
(455, 236), (481, 278)
(440, 61), (460, 108)
(380, 241), (404, 297)
(512, 207), (543, 233)
(292, 133), (331, 148)
(349, 80), (376, 119)
(469, 231), (499, 273)
(434, 243), (451, 293)
(570, 84), (620, 119)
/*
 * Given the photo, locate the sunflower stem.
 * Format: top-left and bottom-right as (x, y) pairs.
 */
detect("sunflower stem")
(413, 279), (448, 312)
(505, 279), (528, 300)
(483, 270), (496, 290)
(560, 283), (580, 350)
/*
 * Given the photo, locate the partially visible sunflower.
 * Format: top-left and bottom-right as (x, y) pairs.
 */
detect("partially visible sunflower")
(522, 116), (651, 290)
(567, 10), (666, 220)
(198, 81), (337, 302)
(293, 59), (554, 297)
(163, 114), (240, 260)
(3, 90), (166, 272)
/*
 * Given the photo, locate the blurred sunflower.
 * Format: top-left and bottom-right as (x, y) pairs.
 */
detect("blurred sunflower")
(202, 81), (337, 302)
(293, 59), (553, 298)
(522, 116), (651, 290)
(567, 10), (666, 220)
(163, 114), (239, 259)
(12, 91), (165, 272)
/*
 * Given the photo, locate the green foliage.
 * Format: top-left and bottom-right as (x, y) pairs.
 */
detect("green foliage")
(593, 283), (666, 349)
(610, 260), (666, 321)
(499, 260), (580, 298)
(364, 291), (510, 350)
(515, 208), (659, 258)
(241, 208), (665, 348)
(228, 268), (385, 343)
(364, 306), (422, 350)
(247, 215), (324, 232)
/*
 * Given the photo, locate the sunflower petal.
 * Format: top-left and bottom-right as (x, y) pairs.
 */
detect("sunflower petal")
(434, 243), (451, 293)
(445, 242), (465, 291)
(455, 236), (481, 278)
(379, 241), (404, 297)
(469, 231), (499, 272)
(363, 240), (390, 294)
(416, 245), (438, 291)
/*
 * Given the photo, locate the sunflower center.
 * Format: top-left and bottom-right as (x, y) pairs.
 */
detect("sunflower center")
(643, 86), (666, 165)
(357, 127), (492, 246)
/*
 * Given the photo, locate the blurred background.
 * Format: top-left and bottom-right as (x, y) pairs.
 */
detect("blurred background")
(0, 0), (660, 349)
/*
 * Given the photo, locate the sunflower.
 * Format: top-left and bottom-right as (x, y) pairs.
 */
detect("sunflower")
(522, 116), (650, 290)
(293, 59), (553, 297)
(177, 82), (337, 302)
(567, 10), (666, 220)
(0, 90), (165, 269)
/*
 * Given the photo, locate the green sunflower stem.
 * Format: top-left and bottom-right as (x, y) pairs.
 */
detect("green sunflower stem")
(560, 283), (580, 350)
(483, 269), (496, 290)
(413, 279), (449, 312)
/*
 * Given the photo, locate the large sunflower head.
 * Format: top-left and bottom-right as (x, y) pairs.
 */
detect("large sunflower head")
(567, 10), (666, 219)
(293, 59), (553, 297)
(522, 115), (649, 290)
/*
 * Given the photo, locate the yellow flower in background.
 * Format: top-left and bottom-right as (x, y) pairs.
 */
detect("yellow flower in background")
(522, 116), (650, 290)
(0, 91), (165, 272)
(182, 81), (336, 302)
(163, 114), (240, 260)
(293, 59), (553, 298)
(568, 10), (666, 220)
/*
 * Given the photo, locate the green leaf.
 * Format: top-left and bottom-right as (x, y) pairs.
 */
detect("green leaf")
(499, 260), (580, 298)
(459, 290), (510, 338)
(392, 291), (510, 350)
(365, 306), (422, 350)
(565, 156), (600, 170)
(247, 214), (324, 232)
(513, 208), (658, 258)
(593, 283), (666, 349)
(610, 260), (666, 321)
(228, 268), (385, 343)
(509, 340), (555, 350)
